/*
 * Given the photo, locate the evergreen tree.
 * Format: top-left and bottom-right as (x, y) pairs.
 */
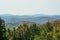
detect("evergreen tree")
(0, 18), (6, 40)
(30, 23), (40, 40)
(13, 28), (17, 40)
(46, 22), (53, 32)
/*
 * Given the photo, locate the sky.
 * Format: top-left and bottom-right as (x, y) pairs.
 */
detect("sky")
(0, 0), (60, 15)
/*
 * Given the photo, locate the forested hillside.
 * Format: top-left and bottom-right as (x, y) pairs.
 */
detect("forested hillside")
(0, 18), (60, 40)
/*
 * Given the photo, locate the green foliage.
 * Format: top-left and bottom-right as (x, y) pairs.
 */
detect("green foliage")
(0, 18), (7, 40)
(46, 22), (53, 32)
(0, 19), (60, 40)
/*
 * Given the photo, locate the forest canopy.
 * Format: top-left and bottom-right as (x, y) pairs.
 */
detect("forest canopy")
(0, 18), (60, 40)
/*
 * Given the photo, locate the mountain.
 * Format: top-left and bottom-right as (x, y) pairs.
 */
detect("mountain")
(5, 21), (37, 29)
(0, 14), (60, 29)
(0, 14), (60, 24)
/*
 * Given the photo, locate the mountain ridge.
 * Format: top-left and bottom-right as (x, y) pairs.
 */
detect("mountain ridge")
(0, 14), (60, 24)
(0, 14), (60, 29)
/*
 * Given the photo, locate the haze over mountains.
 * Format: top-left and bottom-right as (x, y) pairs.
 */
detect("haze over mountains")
(0, 14), (60, 24)
(0, 14), (60, 29)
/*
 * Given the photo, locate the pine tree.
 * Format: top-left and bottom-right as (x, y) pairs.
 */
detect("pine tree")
(46, 22), (53, 32)
(0, 18), (6, 40)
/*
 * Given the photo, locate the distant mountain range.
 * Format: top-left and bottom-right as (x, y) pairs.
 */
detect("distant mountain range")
(0, 14), (60, 23)
(0, 14), (60, 29)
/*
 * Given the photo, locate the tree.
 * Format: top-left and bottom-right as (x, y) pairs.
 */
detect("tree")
(30, 23), (40, 40)
(13, 28), (17, 40)
(16, 24), (30, 40)
(46, 22), (53, 32)
(0, 18), (6, 40)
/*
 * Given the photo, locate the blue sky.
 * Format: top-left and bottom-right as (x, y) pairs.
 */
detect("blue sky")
(0, 0), (60, 15)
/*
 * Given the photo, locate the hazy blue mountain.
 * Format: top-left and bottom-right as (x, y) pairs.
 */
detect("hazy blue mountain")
(0, 14), (60, 24)
(0, 14), (60, 29)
